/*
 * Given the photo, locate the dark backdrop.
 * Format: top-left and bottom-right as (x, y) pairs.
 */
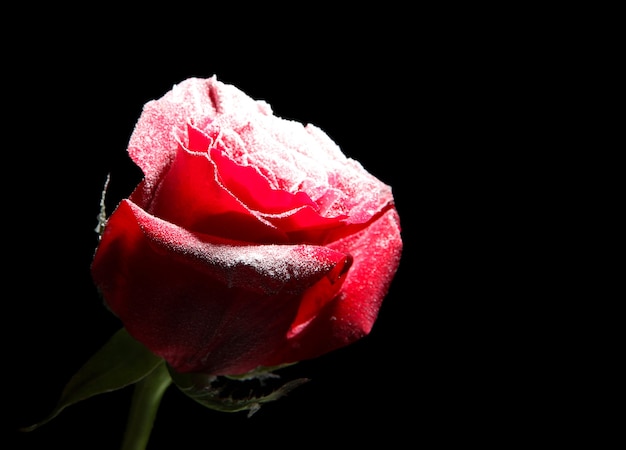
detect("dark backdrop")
(8, 7), (589, 449)
(7, 10), (458, 450)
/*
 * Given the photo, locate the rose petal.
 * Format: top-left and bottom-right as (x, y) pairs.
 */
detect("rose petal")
(91, 199), (353, 375)
(210, 146), (349, 239)
(131, 140), (287, 243)
(210, 146), (316, 214)
(127, 79), (219, 198)
(127, 77), (395, 230)
(267, 207), (403, 366)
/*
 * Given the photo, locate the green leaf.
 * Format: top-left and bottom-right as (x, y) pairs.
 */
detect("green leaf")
(168, 366), (309, 418)
(21, 328), (163, 432)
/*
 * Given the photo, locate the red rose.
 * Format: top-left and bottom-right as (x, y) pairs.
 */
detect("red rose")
(91, 76), (402, 376)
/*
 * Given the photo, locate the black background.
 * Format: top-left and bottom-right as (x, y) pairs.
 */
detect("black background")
(7, 8), (500, 450)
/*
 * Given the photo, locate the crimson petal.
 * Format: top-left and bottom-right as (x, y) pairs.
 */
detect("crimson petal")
(91, 200), (353, 375)
(132, 141), (287, 243)
(210, 147), (347, 239)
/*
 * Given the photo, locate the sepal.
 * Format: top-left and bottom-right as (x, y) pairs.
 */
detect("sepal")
(95, 173), (110, 239)
(168, 365), (309, 418)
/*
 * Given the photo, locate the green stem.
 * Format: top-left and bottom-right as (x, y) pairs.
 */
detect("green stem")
(120, 362), (172, 450)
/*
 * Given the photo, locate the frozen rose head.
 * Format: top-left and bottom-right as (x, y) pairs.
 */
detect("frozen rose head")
(91, 76), (402, 376)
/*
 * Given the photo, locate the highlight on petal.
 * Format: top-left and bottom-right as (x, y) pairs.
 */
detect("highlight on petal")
(126, 76), (396, 232)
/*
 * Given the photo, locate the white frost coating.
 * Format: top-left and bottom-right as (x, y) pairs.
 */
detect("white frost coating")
(128, 76), (393, 225)
(205, 86), (392, 222)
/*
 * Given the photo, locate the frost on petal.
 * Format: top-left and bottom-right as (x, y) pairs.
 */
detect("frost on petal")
(126, 77), (222, 200)
(127, 76), (395, 228)
(203, 82), (394, 225)
(124, 200), (350, 295)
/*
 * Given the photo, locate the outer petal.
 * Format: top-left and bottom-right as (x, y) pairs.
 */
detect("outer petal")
(91, 200), (352, 375)
(266, 206), (403, 367)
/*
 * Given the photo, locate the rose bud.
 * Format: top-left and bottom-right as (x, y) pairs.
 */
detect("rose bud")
(91, 76), (402, 377)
